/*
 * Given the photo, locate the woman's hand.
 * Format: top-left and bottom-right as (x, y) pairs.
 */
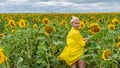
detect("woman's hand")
(83, 38), (88, 43)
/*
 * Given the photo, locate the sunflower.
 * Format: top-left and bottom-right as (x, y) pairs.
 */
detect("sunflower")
(8, 19), (16, 28)
(59, 20), (67, 26)
(107, 19), (111, 24)
(18, 19), (26, 28)
(102, 50), (111, 60)
(33, 24), (38, 29)
(11, 30), (16, 32)
(43, 18), (50, 24)
(0, 48), (7, 64)
(112, 17), (120, 24)
(44, 26), (54, 36)
(90, 16), (95, 21)
(89, 23), (101, 34)
(0, 34), (5, 37)
(116, 42), (120, 49)
(4, 18), (9, 21)
(117, 35), (120, 42)
(79, 21), (85, 29)
(98, 18), (102, 22)
(55, 16), (59, 20)
(108, 24), (115, 30)
(83, 20), (88, 24)
(0, 48), (2, 51)
(32, 18), (40, 23)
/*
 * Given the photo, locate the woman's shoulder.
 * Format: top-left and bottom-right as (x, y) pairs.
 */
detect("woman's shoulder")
(67, 29), (79, 38)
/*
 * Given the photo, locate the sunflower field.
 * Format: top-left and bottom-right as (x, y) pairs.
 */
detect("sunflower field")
(0, 13), (120, 68)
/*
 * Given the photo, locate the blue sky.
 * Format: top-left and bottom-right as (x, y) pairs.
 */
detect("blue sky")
(0, 0), (120, 13)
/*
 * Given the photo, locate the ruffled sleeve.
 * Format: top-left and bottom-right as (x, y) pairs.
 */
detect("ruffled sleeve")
(67, 28), (85, 47)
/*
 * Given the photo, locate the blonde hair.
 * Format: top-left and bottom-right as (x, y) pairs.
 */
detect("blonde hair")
(70, 16), (79, 23)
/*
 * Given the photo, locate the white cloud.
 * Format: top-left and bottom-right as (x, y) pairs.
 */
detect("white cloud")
(5, 0), (31, 5)
(34, 1), (78, 7)
(71, 2), (120, 10)
(33, 1), (119, 9)
(0, 3), (5, 6)
(8, 0), (29, 2)
(0, 0), (120, 13)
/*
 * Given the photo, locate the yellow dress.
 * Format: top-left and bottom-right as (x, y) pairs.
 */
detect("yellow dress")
(58, 27), (85, 66)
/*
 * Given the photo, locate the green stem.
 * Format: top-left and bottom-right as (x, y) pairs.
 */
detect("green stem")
(46, 56), (50, 68)
(6, 60), (10, 68)
(47, 36), (54, 57)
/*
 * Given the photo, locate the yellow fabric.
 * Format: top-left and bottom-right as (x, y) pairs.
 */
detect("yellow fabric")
(58, 27), (85, 66)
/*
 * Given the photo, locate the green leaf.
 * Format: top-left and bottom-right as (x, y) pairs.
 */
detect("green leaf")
(80, 54), (95, 59)
(36, 60), (47, 65)
(90, 32), (103, 41)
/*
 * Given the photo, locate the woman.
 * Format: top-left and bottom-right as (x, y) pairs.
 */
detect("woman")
(58, 16), (88, 68)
